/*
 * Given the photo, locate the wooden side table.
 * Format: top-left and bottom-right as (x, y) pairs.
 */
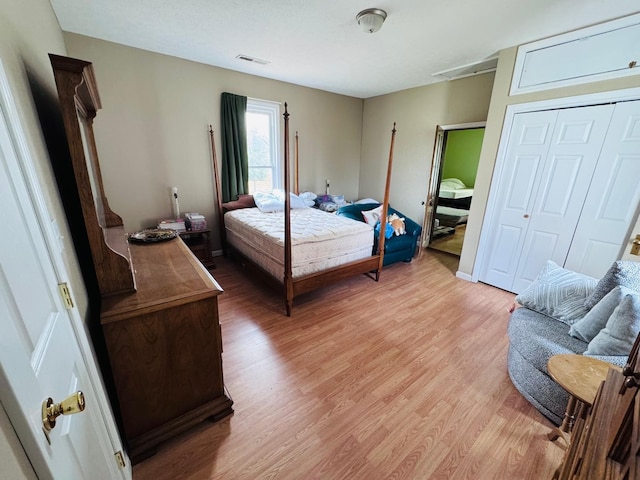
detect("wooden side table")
(179, 229), (215, 269)
(547, 354), (621, 443)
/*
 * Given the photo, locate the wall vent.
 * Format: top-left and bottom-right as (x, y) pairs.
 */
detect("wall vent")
(432, 57), (498, 81)
(236, 54), (270, 65)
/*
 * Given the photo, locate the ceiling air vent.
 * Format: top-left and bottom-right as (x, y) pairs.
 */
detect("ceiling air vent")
(236, 54), (270, 65)
(432, 57), (498, 81)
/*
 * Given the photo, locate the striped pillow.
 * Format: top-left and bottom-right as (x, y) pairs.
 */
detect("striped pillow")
(516, 261), (597, 325)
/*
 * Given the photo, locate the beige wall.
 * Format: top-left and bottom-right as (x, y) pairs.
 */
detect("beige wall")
(64, 34), (364, 248)
(1, 0), (75, 476)
(459, 46), (640, 277)
(360, 73), (495, 227)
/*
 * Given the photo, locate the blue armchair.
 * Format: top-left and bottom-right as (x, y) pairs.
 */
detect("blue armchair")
(336, 203), (422, 266)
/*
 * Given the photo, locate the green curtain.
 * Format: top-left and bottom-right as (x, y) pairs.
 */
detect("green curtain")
(220, 92), (248, 202)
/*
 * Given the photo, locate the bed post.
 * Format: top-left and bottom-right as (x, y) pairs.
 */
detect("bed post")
(294, 131), (299, 195)
(210, 125), (226, 256)
(283, 104), (293, 316)
(376, 123), (397, 280)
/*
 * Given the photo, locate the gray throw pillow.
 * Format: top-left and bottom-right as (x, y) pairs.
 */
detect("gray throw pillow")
(585, 293), (640, 356)
(585, 261), (640, 310)
(569, 286), (635, 342)
(515, 260), (597, 325)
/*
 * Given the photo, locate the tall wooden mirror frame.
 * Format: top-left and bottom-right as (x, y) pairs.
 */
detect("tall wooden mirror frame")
(49, 54), (135, 296)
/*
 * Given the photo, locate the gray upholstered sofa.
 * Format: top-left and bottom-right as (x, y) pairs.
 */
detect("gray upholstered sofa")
(507, 307), (628, 425)
(507, 260), (640, 425)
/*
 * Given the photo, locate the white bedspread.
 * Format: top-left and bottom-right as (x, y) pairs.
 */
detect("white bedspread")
(438, 187), (474, 199)
(225, 207), (374, 278)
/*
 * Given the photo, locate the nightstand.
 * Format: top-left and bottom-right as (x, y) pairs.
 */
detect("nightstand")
(179, 229), (215, 269)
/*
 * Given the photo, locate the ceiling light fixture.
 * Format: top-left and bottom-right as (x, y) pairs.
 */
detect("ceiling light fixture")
(356, 8), (387, 34)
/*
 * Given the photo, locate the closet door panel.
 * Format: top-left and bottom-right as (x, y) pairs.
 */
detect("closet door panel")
(480, 111), (556, 291)
(515, 231), (561, 285)
(565, 100), (640, 278)
(511, 105), (614, 292)
(512, 155), (587, 291)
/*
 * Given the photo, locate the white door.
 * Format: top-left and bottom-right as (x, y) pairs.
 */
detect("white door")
(422, 127), (445, 247)
(0, 64), (130, 479)
(511, 104), (614, 291)
(565, 100), (640, 277)
(479, 110), (557, 290)
(480, 104), (614, 292)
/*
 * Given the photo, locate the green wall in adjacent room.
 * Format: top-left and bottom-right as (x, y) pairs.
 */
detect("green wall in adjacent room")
(441, 128), (485, 187)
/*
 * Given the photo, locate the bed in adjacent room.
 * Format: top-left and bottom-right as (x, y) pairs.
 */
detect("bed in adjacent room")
(438, 177), (473, 209)
(435, 205), (469, 228)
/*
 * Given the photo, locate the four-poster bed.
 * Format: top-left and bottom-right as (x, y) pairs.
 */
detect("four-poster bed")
(211, 104), (396, 316)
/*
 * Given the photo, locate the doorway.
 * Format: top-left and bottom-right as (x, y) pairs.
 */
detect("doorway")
(423, 122), (485, 257)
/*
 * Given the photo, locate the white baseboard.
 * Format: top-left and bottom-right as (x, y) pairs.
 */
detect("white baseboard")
(456, 271), (473, 282)
(212, 249), (224, 258)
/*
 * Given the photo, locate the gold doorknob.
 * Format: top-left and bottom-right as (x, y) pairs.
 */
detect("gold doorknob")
(631, 234), (640, 256)
(42, 391), (85, 431)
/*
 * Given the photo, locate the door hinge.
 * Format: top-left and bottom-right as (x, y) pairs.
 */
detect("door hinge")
(57, 283), (74, 309)
(114, 450), (126, 469)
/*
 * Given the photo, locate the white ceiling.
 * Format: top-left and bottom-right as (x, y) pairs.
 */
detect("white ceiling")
(48, 0), (640, 99)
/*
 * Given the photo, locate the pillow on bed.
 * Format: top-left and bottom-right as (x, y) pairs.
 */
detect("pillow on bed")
(299, 191), (317, 207)
(222, 194), (256, 212)
(440, 178), (466, 190)
(254, 191), (308, 212)
(253, 192), (283, 212)
(273, 189), (308, 209)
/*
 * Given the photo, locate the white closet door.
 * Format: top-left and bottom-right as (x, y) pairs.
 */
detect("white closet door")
(480, 104), (614, 293)
(479, 110), (557, 291)
(565, 100), (640, 278)
(511, 104), (614, 292)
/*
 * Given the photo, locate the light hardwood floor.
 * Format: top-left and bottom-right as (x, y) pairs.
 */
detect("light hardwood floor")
(133, 250), (563, 479)
(429, 224), (466, 257)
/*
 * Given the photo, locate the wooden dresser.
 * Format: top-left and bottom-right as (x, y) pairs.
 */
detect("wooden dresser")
(553, 336), (640, 479)
(49, 54), (233, 463)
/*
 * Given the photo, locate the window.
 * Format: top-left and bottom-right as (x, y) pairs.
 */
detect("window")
(246, 99), (280, 194)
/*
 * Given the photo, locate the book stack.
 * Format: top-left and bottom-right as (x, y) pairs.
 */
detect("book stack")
(184, 213), (207, 231)
(157, 218), (186, 232)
